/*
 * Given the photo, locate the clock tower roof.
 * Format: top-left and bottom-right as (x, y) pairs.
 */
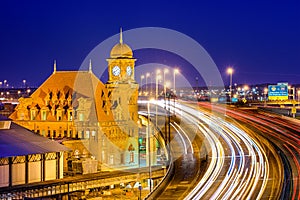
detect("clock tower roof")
(110, 28), (133, 58)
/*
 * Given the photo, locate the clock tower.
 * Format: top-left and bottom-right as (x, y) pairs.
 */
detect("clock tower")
(107, 29), (136, 84)
(104, 29), (139, 167)
(106, 29), (139, 123)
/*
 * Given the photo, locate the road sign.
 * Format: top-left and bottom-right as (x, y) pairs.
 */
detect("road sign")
(268, 84), (288, 100)
(291, 107), (297, 114)
(231, 97), (238, 103)
(242, 98), (247, 103)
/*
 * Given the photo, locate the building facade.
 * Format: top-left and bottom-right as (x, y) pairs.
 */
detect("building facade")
(0, 119), (67, 188)
(10, 31), (140, 171)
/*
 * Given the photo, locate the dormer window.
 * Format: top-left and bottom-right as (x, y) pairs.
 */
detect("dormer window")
(30, 109), (37, 120)
(57, 109), (62, 121)
(67, 110), (73, 121)
(41, 110), (47, 120)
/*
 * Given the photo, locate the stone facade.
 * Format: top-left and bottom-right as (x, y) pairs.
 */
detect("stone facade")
(10, 32), (140, 171)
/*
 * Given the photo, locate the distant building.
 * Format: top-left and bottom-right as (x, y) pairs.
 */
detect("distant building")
(10, 30), (140, 171)
(0, 117), (68, 187)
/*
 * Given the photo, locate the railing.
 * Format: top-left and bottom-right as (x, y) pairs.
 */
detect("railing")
(0, 167), (165, 199)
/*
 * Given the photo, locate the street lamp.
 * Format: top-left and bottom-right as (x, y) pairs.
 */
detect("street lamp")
(155, 71), (161, 128)
(140, 75), (144, 95)
(173, 69), (179, 95)
(173, 69), (179, 115)
(146, 101), (152, 192)
(156, 70), (161, 100)
(264, 88), (268, 107)
(23, 80), (26, 88)
(163, 69), (169, 97)
(227, 67), (233, 101)
(146, 73), (150, 96)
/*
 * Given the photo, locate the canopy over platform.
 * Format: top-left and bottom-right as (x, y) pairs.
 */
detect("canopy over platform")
(0, 119), (69, 158)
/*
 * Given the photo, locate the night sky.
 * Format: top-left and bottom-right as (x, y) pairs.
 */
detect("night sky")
(0, 1), (299, 88)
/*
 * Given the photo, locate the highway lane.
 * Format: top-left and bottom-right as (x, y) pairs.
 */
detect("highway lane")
(197, 102), (299, 199)
(180, 104), (274, 199)
(144, 100), (282, 199)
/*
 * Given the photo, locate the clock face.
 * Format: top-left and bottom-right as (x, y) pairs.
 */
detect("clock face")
(126, 66), (132, 76)
(112, 66), (120, 76)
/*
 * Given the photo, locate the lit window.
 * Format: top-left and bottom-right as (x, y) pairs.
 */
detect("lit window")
(68, 111), (72, 121)
(79, 113), (84, 121)
(41, 110), (47, 120)
(92, 130), (96, 137)
(109, 155), (114, 165)
(57, 110), (62, 121)
(30, 110), (36, 120)
(86, 130), (90, 139)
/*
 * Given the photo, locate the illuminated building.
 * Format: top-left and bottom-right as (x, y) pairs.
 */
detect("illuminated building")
(10, 30), (140, 171)
(0, 117), (67, 187)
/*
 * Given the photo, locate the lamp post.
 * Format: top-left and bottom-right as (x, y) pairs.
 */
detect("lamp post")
(150, 73), (153, 96)
(227, 67), (233, 102)
(155, 70), (161, 127)
(23, 79), (26, 88)
(140, 75), (144, 95)
(156, 70), (161, 100)
(163, 69), (169, 109)
(264, 88), (268, 107)
(173, 69), (179, 115)
(146, 73), (150, 96)
(163, 69), (169, 97)
(173, 69), (179, 95)
(146, 101), (152, 192)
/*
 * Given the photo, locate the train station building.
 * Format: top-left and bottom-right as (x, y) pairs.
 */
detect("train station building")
(9, 31), (140, 172)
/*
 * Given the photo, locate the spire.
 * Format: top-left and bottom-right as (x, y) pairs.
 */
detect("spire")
(53, 60), (57, 74)
(120, 27), (123, 44)
(89, 59), (92, 73)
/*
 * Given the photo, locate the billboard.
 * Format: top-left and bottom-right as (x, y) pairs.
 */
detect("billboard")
(268, 84), (288, 100)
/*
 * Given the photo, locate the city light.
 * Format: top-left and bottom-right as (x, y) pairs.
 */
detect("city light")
(227, 67), (234, 100)
(156, 73), (161, 99)
(146, 73), (150, 95)
(163, 68), (169, 98)
(173, 68), (179, 95)
(264, 88), (268, 106)
(140, 75), (144, 95)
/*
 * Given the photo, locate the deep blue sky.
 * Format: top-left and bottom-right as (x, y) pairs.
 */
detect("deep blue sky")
(0, 1), (299, 87)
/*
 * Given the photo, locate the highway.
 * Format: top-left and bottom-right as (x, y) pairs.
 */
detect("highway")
(144, 100), (287, 199)
(197, 102), (299, 199)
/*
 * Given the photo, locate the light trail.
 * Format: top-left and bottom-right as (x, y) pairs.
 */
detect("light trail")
(197, 102), (298, 199)
(141, 100), (284, 199)
(170, 122), (188, 154)
(169, 101), (271, 199)
(172, 121), (194, 154)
